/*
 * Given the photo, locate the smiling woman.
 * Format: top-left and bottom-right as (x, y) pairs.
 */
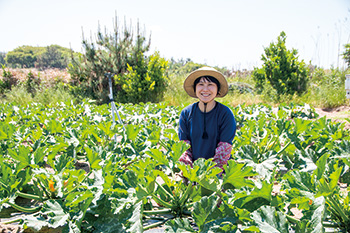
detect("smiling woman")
(178, 67), (236, 170)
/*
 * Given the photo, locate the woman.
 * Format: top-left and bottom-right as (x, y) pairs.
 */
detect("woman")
(178, 67), (236, 170)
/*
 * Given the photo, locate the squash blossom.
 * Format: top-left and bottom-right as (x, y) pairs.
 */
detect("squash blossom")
(49, 180), (55, 192)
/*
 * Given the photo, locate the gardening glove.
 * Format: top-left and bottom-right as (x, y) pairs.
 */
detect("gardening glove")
(213, 142), (232, 172)
(178, 140), (193, 167)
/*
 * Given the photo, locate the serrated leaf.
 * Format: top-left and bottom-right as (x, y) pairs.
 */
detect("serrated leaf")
(85, 146), (101, 169)
(251, 206), (289, 233)
(223, 160), (257, 189)
(164, 218), (196, 232)
(146, 148), (169, 167)
(127, 201), (143, 233)
(170, 141), (189, 162)
(192, 195), (220, 231)
(125, 124), (140, 141)
(23, 200), (69, 232)
(234, 180), (273, 212)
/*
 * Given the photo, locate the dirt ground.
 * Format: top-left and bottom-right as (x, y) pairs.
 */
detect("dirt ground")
(314, 105), (350, 130)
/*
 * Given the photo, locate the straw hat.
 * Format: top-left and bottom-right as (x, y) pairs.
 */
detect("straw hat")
(183, 67), (228, 98)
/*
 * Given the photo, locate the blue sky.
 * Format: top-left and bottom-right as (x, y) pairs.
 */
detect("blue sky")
(0, 0), (349, 70)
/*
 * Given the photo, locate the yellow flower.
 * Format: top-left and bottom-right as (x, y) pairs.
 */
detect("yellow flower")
(49, 180), (55, 192)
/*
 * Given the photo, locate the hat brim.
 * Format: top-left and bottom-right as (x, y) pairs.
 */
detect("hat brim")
(183, 67), (228, 98)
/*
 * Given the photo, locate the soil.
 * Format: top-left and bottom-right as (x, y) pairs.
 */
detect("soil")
(1, 106), (349, 233)
(314, 106), (350, 130)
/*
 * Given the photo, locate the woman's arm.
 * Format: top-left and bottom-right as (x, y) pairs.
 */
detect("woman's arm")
(213, 142), (232, 170)
(178, 140), (193, 167)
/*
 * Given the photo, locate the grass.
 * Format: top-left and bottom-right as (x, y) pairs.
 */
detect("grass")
(1, 67), (349, 109)
(162, 67), (350, 109)
(1, 83), (75, 106)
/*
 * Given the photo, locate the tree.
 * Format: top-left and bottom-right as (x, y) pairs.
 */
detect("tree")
(252, 31), (309, 97)
(0, 52), (6, 66)
(343, 43), (350, 67)
(5, 45), (72, 69)
(35, 45), (71, 69)
(68, 16), (168, 104)
(5, 46), (44, 68)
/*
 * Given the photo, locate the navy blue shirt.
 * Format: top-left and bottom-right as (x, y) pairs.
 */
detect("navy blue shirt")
(178, 102), (236, 161)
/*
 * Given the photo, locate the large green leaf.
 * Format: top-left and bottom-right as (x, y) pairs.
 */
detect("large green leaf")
(23, 199), (70, 232)
(233, 180), (273, 212)
(146, 148), (169, 167)
(127, 201), (143, 233)
(85, 146), (102, 170)
(192, 195), (220, 231)
(251, 206), (289, 233)
(223, 160), (257, 189)
(164, 218), (196, 232)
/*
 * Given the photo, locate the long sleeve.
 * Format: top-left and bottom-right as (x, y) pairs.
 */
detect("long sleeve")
(178, 140), (193, 167)
(213, 142), (232, 170)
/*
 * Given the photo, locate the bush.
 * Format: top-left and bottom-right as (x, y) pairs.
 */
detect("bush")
(25, 71), (41, 97)
(1, 81), (75, 106)
(35, 45), (71, 69)
(310, 68), (347, 108)
(5, 46), (44, 68)
(252, 31), (309, 98)
(0, 65), (19, 94)
(0, 52), (6, 66)
(343, 43), (350, 68)
(5, 45), (72, 69)
(115, 51), (168, 103)
(68, 16), (168, 104)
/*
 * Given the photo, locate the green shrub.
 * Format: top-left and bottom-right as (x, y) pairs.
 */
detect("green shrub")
(115, 51), (168, 103)
(25, 71), (41, 97)
(5, 46), (44, 68)
(68, 16), (168, 104)
(35, 45), (71, 69)
(2, 82), (75, 106)
(0, 52), (6, 66)
(0, 65), (19, 94)
(5, 45), (72, 69)
(252, 31), (309, 98)
(310, 68), (347, 108)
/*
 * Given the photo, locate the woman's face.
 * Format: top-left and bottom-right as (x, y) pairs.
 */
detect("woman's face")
(195, 77), (218, 103)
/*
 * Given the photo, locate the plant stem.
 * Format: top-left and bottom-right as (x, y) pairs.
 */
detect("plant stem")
(0, 180), (9, 189)
(7, 202), (42, 213)
(328, 195), (348, 223)
(143, 217), (174, 231)
(155, 180), (175, 202)
(1, 218), (21, 224)
(277, 141), (291, 155)
(143, 208), (173, 215)
(16, 191), (43, 201)
(64, 171), (92, 196)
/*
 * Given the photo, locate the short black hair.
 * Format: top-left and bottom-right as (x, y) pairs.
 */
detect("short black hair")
(193, 76), (221, 95)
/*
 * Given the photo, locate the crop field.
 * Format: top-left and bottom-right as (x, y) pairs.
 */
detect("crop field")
(0, 100), (350, 232)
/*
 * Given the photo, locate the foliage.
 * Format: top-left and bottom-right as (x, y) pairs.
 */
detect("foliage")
(5, 45), (72, 69)
(1, 82), (74, 106)
(0, 52), (6, 66)
(306, 67), (347, 108)
(252, 31), (309, 98)
(343, 43), (350, 67)
(0, 65), (19, 94)
(0, 100), (349, 232)
(25, 71), (41, 97)
(114, 52), (168, 103)
(68, 16), (168, 104)
(35, 45), (72, 70)
(5, 45), (44, 68)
